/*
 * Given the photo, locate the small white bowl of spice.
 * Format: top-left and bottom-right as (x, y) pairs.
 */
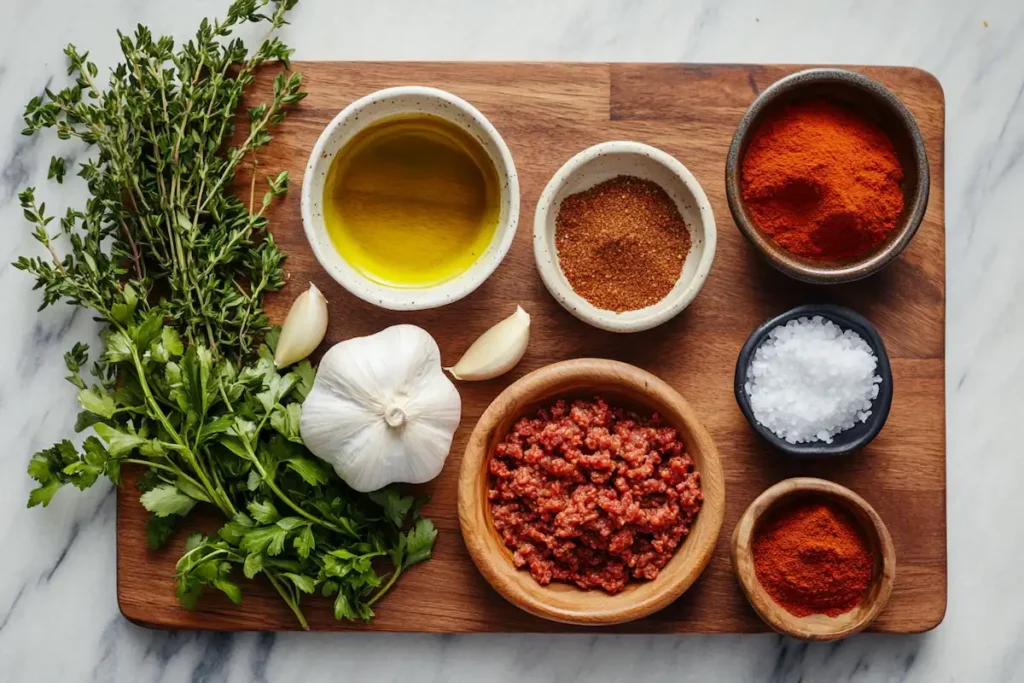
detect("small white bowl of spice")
(533, 141), (716, 333)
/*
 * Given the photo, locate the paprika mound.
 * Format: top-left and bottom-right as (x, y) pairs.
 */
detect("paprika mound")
(741, 98), (904, 261)
(752, 499), (873, 618)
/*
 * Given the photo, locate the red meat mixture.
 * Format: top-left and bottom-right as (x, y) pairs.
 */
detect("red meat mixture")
(488, 397), (703, 593)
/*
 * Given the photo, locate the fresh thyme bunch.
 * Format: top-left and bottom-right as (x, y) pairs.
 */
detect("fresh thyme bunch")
(16, 0), (436, 629)
(17, 0), (304, 358)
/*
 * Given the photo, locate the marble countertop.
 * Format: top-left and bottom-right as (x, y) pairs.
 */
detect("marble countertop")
(1, 0), (1020, 681)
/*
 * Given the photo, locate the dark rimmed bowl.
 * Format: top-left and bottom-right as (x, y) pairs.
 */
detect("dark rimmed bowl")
(734, 304), (893, 457)
(725, 68), (930, 284)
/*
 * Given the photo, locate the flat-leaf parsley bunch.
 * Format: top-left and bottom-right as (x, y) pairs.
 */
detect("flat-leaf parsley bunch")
(16, 0), (435, 629)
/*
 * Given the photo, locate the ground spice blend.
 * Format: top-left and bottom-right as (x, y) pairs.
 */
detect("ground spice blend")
(555, 175), (691, 312)
(741, 98), (905, 261)
(752, 499), (874, 618)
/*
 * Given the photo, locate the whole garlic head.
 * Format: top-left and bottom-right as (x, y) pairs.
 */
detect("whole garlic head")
(299, 325), (461, 493)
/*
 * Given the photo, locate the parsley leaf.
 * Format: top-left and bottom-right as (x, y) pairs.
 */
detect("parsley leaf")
(403, 518), (438, 568)
(284, 573), (316, 594)
(247, 499), (280, 525)
(28, 481), (62, 508)
(145, 515), (178, 549)
(240, 526), (288, 556)
(78, 386), (115, 419)
(243, 553), (264, 579)
(140, 485), (198, 518)
(294, 525), (315, 559)
(369, 488), (416, 528)
(283, 456), (330, 486)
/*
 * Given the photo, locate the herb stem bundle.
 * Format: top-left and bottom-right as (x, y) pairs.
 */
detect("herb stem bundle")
(17, 0), (436, 628)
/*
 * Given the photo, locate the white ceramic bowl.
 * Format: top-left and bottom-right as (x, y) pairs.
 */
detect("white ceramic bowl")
(301, 86), (520, 311)
(533, 141), (717, 333)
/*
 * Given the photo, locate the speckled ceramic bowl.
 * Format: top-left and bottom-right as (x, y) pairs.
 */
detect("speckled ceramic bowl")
(301, 86), (520, 311)
(725, 68), (930, 284)
(534, 141), (717, 333)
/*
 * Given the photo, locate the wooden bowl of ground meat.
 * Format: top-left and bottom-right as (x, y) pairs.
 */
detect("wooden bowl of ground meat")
(458, 358), (726, 626)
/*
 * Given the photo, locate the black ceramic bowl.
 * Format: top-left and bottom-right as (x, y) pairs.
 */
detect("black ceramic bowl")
(734, 304), (893, 457)
(725, 68), (930, 284)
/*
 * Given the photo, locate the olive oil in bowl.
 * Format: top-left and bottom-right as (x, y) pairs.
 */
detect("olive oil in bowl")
(323, 114), (501, 288)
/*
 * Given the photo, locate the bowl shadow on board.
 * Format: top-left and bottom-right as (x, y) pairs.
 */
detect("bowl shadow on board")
(734, 239), (916, 320)
(734, 304), (894, 458)
(463, 556), (720, 632)
(572, 302), (699, 363)
(734, 235), (940, 367)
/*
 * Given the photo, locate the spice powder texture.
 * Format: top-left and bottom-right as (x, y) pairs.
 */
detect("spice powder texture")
(488, 398), (703, 594)
(555, 175), (691, 312)
(740, 99), (905, 261)
(752, 499), (873, 617)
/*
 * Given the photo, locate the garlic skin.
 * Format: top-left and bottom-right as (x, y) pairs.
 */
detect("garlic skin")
(446, 306), (531, 381)
(300, 325), (461, 493)
(274, 283), (328, 368)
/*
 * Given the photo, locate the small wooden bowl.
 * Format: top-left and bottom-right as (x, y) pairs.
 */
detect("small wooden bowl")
(458, 358), (726, 625)
(731, 478), (896, 640)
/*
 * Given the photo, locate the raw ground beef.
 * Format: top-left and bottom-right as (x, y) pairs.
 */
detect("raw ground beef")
(488, 397), (703, 593)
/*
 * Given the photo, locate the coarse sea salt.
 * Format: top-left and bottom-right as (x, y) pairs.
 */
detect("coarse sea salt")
(744, 316), (882, 444)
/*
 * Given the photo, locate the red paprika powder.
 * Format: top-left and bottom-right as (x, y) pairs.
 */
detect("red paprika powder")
(752, 499), (873, 617)
(740, 98), (905, 261)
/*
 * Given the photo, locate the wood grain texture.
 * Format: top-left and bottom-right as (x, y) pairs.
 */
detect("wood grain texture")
(458, 358), (726, 625)
(731, 477), (897, 641)
(115, 62), (946, 634)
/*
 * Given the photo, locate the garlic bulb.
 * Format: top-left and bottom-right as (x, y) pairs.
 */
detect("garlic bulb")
(300, 325), (461, 493)
(446, 306), (531, 381)
(274, 283), (328, 368)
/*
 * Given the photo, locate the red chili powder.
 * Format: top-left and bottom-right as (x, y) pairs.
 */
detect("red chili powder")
(740, 98), (905, 261)
(752, 499), (874, 618)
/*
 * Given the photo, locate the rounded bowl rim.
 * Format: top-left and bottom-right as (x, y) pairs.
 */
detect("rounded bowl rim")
(458, 358), (726, 625)
(300, 85), (520, 311)
(533, 140), (717, 332)
(733, 303), (894, 457)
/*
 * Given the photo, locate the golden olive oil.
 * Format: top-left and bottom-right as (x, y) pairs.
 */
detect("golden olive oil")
(323, 114), (501, 288)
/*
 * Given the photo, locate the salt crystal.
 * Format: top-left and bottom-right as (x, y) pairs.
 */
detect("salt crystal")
(744, 316), (882, 444)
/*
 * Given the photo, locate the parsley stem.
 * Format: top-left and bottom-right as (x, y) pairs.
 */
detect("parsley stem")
(262, 468), (341, 534)
(266, 570), (308, 630)
(367, 567), (402, 608)
(128, 344), (233, 516)
(242, 414), (345, 534)
(122, 459), (203, 490)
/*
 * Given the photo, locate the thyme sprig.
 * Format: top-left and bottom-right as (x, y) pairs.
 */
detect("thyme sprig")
(17, 0), (304, 357)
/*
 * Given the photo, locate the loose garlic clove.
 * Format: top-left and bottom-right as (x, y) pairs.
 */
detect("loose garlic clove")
(274, 282), (328, 368)
(446, 305), (530, 381)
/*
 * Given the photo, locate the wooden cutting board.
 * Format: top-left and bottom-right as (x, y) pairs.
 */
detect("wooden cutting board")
(116, 62), (946, 633)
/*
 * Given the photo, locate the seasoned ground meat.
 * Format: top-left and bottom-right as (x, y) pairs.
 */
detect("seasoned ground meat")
(488, 397), (703, 593)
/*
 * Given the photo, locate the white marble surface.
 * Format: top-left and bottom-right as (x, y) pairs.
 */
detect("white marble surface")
(0, 0), (1021, 681)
